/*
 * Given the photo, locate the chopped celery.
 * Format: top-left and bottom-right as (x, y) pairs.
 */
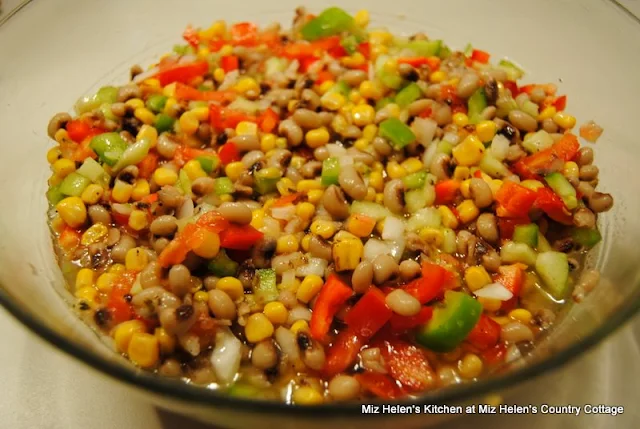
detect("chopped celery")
(498, 59), (525, 80)
(395, 83), (422, 108)
(227, 382), (264, 398)
(535, 251), (569, 299)
(197, 155), (219, 174)
(537, 232), (552, 252)
(99, 103), (117, 122)
(154, 113), (175, 133)
(59, 172), (91, 197)
(405, 184), (436, 213)
(467, 88), (487, 124)
(254, 168), (282, 195)
(173, 44), (194, 55)
(46, 184), (65, 205)
(300, 7), (354, 41)
(522, 130), (553, 153)
(572, 228), (602, 248)
(113, 138), (152, 171)
(513, 224), (539, 248)
(321, 157), (340, 186)
(265, 57), (287, 78)
(214, 177), (234, 195)
(350, 201), (391, 221)
(442, 228), (457, 254)
(402, 171), (427, 190)
(89, 132), (127, 166)
(521, 100), (539, 118)
(437, 140), (454, 155)
(404, 39), (442, 57)
(379, 118), (416, 149)
(227, 97), (260, 114)
(178, 169), (193, 198)
(95, 86), (118, 104)
(496, 97), (518, 117)
(463, 43), (473, 56)
(76, 158), (106, 182)
(208, 250), (239, 277)
(406, 207), (441, 231)
(146, 94), (168, 113)
(545, 173), (578, 210)
(479, 154), (510, 178)
(500, 241), (537, 266)
(254, 269), (278, 303)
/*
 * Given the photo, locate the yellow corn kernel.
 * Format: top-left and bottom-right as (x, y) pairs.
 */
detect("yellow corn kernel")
(128, 210), (149, 231)
(385, 103), (401, 119)
(369, 30), (393, 45)
(277, 177), (295, 196)
(459, 179), (472, 199)
(47, 146), (62, 164)
(136, 125), (158, 147)
(429, 70), (447, 83)
(351, 104), (375, 127)
(219, 194), (234, 203)
(52, 158), (76, 178)
(296, 275), (324, 303)
(508, 308), (533, 324)
(190, 106), (210, 122)
(452, 135), (485, 166)
(553, 111), (576, 129)
(114, 320), (147, 353)
(438, 206), (459, 229)
(245, 313), (275, 343)
(152, 168), (178, 186)
(134, 107), (155, 125)
(386, 161), (407, 179)
(213, 67), (225, 83)
(453, 112), (469, 128)
(75, 286), (97, 304)
(197, 46), (211, 59)
(354, 9), (370, 27)
(464, 266), (492, 291)
(192, 229), (220, 259)
(419, 227), (445, 247)
(489, 179), (503, 197)
(457, 199), (480, 224)
(374, 192), (384, 204)
(263, 302), (289, 325)
(491, 316), (511, 326)
(250, 208), (265, 229)
(362, 187), (375, 201)
(292, 386), (324, 405)
(223, 161), (246, 182)
(276, 234), (299, 254)
(220, 45), (234, 57)
(538, 106), (557, 121)
(563, 161), (579, 180)
(131, 179), (150, 201)
(476, 120), (497, 142)
(478, 297), (502, 312)
(234, 77), (259, 95)
(321, 92), (346, 111)
(179, 111), (199, 135)
(401, 158), (423, 174)
(341, 52), (366, 67)
(194, 291), (209, 303)
(81, 223), (108, 246)
(296, 202), (316, 222)
(96, 272), (117, 292)
(56, 197), (87, 228)
(366, 171), (384, 193)
(296, 179), (322, 193)
(142, 78), (161, 90)
(349, 90), (362, 104)
(333, 238), (364, 272)
(305, 127), (331, 149)
(75, 268), (95, 290)
(125, 247), (149, 271)
(216, 277), (244, 301)
(289, 155), (305, 169)
(307, 189), (324, 205)
(128, 332), (160, 368)
(352, 138), (367, 151)
(452, 166), (470, 182)
(310, 219), (337, 239)
(183, 159), (207, 181)
(80, 184), (104, 205)
(290, 321), (309, 335)
(125, 98), (144, 110)
(345, 214), (376, 238)
(359, 80), (383, 100)
(108, 263), (125, 274)
(318, 80), (335, 95)
(155, 327), (176, 354)
(48, 174), (62, 187)
(162, 97), (178, 116)
(362, 124), (378, 141)
(236, 121), (258, 137)
(260, 133), (277, 152)
(112, 179), (134, 204)
(458, 353), (483, 379)
(299, 233), (313, 252)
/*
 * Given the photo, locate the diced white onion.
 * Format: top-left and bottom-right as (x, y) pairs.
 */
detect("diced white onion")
(381, 217), (405, 241)
(490, 134), (511, 161)
(326, 143), (347, 157)
(363, 238), (392, 262)
(506, 344), (522, 363)
(442, 132), (460, 145)
(281, 269), (297, 289)
(411, 117), (437, 146)
(271, 205), (296, 220)
(339, 155), (354, 167)
(296, 257), (328, 277)
(288, 306), (312, 324)
(473, 282), (514, 301)
(422, 139), (439, 169)
(210, 328), (242, 385)
(387, 238), (405, 262)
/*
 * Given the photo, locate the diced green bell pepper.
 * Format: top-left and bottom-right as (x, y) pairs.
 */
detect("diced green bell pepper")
(46, 184), (65, 205)
(173, 44), (194, 55)
(415, 291), (482, 352)
(321, 157), (340, 186)
(214, 177), (234, 195)
(513, 224), (539, 248)
(59, 172), (91, 197)
(154, 113), (175, 133)
(341, 34), (359, 54)
(197, 155), (219, 174)
(254, 168), (282, 195)
(208, 250), (239, 277)
(404, 39), (442, 57)
(350, 201), (391, 221)
(99, 103), (117, 122)
(227, 382), (264, 398)
(254, 268), (278, 304)
(395, 83), (422, 108)
(535, 251), (569, 300)
(89, 132), (128, 166)
(545, 173), (577, 210)
(146, 94), (168, 113)
(572, 228), (602, 248)
(300, 7), (354, 41)
(402, 171), (427, 190)
(468, 88), (487, 124)
(379, 118), (416, 149)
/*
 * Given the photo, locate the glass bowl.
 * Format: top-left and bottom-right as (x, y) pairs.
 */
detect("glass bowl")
(0, 0), (639, 427)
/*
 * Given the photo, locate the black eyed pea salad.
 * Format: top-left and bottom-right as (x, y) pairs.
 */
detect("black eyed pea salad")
(45, 7), (612, 403)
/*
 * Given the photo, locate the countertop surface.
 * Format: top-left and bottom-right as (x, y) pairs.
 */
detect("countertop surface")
(1, 1), (640, 428)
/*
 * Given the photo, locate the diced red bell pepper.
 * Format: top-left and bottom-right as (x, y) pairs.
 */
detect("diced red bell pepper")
(58, 227), (81, 252)
(220, 55), (240, 72)
(503, 80), (519, 96)
(513, 134), (580, 179)
(534, 187), (573, 225)
(182, 25), (200, 49)
(494, 263), (525, 310)
(299, 56), (320, 72)
(175, 83), (236, 102)
(434, 179), (461, 205)
(497, 217), (530, 240)
(66, 120), (91, 143)
(272, 193), (303, 207)
(482, 343), (507, 366)
(107, 271), (137, 324)
(155, 61), (209, 86)
(379, 338), (435, 392)
(389, 306), (434, 331)
(495, 181), (537, 218)
(344, 288), (392, 338)
(257, 108), (279, 133)
(157, 234), (191, 268)
(219, 223), (264, 250)
(519, 84), (536, 95)
(315, 70), (334, 85)
(323, 328), (365, 377)
(418, 107), (433, 118)
(470, 49), (491, 64)
(217, 142), (241, 165)
(327, 44), (347, 58)
(137, 152), (159, 179)
(173, 145), (216, 167)
(403, 262), (449, 304)
(358, 42), (371, 60)
(310, 274), (353, 340)
(396, 57), (440, 70)
(196, 211), (230, 233)
(355, 371), (403, 400)
(280, 36), (342, 59)
(553, 95), (567, 111)
(230, 22), (258, 46)
(466, 314), (501, 350)
(209, 104), (256, 131)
